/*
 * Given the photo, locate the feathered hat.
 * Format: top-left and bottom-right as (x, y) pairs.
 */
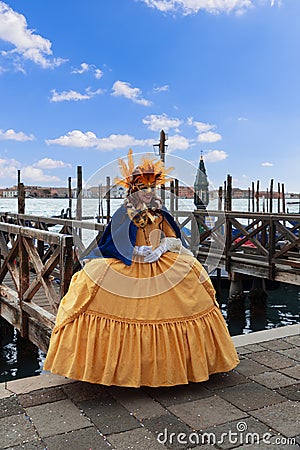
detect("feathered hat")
(114, 149), (173, 193)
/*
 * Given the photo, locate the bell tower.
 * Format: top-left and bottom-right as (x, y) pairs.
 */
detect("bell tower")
(194, 152), (209, 209)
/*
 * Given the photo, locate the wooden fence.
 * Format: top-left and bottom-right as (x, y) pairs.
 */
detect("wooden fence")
(0, 213), (105, 351)
(0, 210), (299, 351)
(191, 210), (300, 284)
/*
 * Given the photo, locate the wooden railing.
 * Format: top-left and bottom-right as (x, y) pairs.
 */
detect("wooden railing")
(0, 214), (105, 350)
(192, 210), (300, 283)
(1, 210), (299, 351)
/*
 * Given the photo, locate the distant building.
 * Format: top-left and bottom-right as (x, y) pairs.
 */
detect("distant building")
(111, 185), (126, 198)
(0, 187), (18, 198)
(178, 186), (194, 199)
(194, 154), (209, 208)
(50, 187), (69, 198)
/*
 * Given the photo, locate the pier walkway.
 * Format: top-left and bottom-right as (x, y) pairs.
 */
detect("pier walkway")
(1, 324), (299, 450)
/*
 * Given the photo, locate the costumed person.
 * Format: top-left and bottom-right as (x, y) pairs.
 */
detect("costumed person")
(44, 150), (239, 387)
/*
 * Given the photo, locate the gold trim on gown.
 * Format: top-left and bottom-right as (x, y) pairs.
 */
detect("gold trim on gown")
(44, 216), (239, 387)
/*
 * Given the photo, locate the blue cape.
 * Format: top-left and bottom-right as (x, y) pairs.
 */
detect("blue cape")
(86, 205), (182, 266)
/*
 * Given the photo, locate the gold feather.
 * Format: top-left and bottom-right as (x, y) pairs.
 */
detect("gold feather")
(114, 149), (173, 191)
(128, 148), (134, 175)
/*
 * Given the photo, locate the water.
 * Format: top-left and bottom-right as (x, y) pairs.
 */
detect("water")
(0, 197), (299, 382)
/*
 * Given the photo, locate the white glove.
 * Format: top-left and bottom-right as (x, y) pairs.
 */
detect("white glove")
(143, 241), (167, 263)
(133, 245), (152, 257)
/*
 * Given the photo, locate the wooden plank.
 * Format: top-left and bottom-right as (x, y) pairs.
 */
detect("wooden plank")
(22, 301), (56, 329)
(60, 235), (73, 297)
(19, 236), (30, 338)
(0, 285), (21, 329)
(0, 222), (61, 245)
(230, 218), (269, 256)
(0, 238), (19, 284)
(27, 317), (51, 353)
(22, 238), (60, 310)
(24, 244), (60, 301)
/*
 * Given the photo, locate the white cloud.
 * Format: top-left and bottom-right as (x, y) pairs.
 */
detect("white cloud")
(0, 157), (20, 180)
(72, 62), (103, 79)
(22, 166), (60, 183)
(238, 116), (248, 121)
(0, 157), (61, 185)
(46, 130), (153, 151)
(0, 128), (35, 141)
(143, 113), (182, 131)
(71, 62), (90, 74)
(187, 117), (215, 133)
(50, 87), (103, 102)
(167, 134), (190, 151)
(139, 0), (254, 15)
(94, 68), (103, 79)
(197, 131), (222, 143)
(153, 84), (169, 93)
(270, 0), (281, 6)
(0, 1), (66, 68)
(33, 158), (72, 169)
(188, 117), (222, 142)
(95, 134), (153, 151)
(204, 150), (228, 163)
(46, 130), (99, 147)
(261, 161), (273, 167)
(111, 80), (152, 106)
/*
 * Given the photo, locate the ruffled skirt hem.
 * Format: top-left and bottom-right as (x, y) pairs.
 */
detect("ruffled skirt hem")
(44, 305), (239, 387)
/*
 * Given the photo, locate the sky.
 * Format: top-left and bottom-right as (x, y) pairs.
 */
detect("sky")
(0, 0), (300, 193)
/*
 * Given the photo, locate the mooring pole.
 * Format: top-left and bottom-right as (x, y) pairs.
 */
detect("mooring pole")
(68, 176), (72, 219)
(17, 170), (25, 214)
(76, 166), (82, 221)
(106, 176), (111, 222)
(76, 166), (82, 240)
(18, 185), (25, 214)
(153, 130), (167, 203)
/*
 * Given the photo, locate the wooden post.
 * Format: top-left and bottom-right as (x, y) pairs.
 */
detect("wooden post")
(256, 180), (260, 213)
(269, 179), (274, 213)
(227, 272), (246, 318)
(68, 176), (72, 219)
(106, 176), (111, 222)
(76, 166), (82, 221)
(170, 180), (175, 215)
(98, 184), (103, 223)
(215, 268), (222, 302)
(225, 176), (232, 273)
(268, 216), (276, 280)
(247, 187), (251, 212)
(18, 182), (25, 214)
(277, 182), (281, 213)
(226, 175), (232, 211)
(218, 186), (222, 211)
(60, 236), (73, 299)
(281, 183), (286, 213)
(76, 166), (82, 240)
(159, 130), (166, 203)
(175, 179), (179, 211)
(251, 181), (255, 212)
(249, 277), (267, 315)
(19, 236), (29, 338)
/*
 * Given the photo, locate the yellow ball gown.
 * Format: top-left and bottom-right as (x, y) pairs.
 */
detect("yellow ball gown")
(44, 211), (239, 387)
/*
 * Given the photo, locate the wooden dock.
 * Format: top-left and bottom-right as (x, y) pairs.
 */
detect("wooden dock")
(0, 209), (299, 352)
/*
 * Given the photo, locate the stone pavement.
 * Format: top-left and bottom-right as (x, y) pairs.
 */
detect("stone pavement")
(0, 324), (299, 450)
